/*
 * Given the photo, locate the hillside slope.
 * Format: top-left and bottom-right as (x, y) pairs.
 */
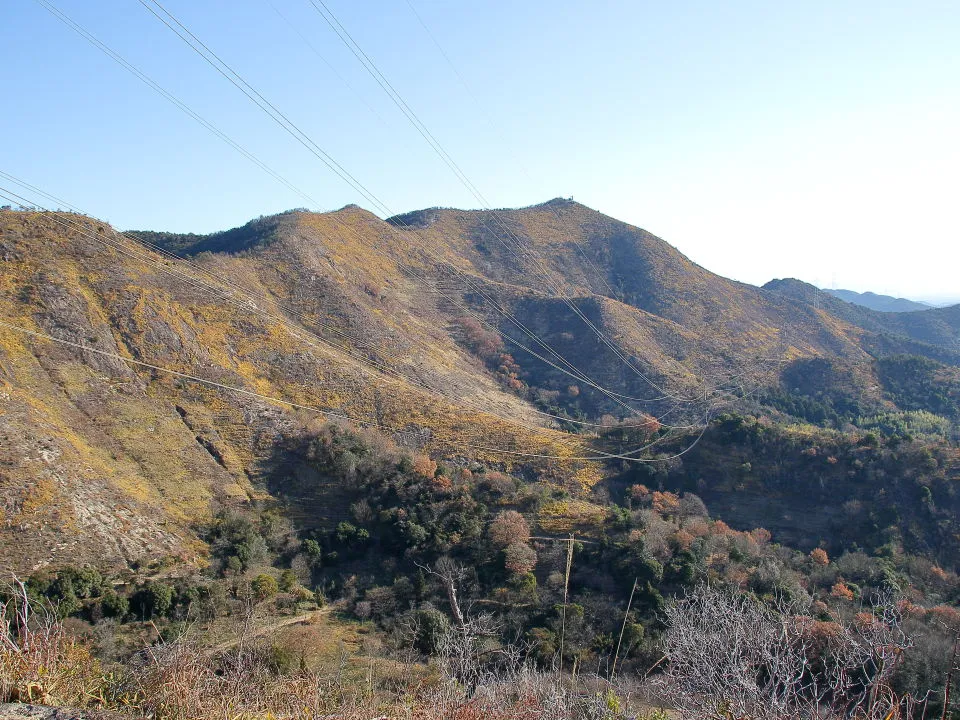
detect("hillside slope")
(0, 209), (581, 572)
(766, 278), (960, 358)
(1, 201), (956, 573)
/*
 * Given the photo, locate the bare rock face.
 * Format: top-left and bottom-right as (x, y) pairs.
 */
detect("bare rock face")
(0, 705), (123, 719)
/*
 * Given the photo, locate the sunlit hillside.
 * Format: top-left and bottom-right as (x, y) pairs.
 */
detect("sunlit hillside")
(2, 201), (957, 574)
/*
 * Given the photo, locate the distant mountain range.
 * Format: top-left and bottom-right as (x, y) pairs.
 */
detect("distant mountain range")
(824, 288), (933, 313)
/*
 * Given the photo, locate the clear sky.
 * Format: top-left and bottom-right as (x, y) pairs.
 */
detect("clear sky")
(2, 1), (958, 302)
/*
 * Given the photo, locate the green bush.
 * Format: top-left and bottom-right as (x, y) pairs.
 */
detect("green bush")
(131, 581), (175, 619)
(252, 574), (279, 602)
(98, 590), (129, 619)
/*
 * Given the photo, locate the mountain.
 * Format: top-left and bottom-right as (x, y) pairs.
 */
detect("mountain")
(825, 288), (932, 313)
(1, 201), (958, 574)
(0, 206), (580, 572)
(764, 278), (960, 359)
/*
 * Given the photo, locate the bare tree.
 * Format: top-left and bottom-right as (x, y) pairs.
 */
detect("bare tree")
(417, 557), (468, 629)
(658, 584), (920, 720)
(415, 558), (501, 692)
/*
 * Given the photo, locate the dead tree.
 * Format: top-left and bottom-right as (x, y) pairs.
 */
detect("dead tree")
(658, 584), (916, 720)
(419, 557), (467, 629)
(415, 558), (501, 691)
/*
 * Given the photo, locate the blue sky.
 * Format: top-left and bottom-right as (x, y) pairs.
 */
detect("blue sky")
(2, 1), (958, 302)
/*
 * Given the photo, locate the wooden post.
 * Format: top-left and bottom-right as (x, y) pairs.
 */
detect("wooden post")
(611, 577), (638, 680)
(558, 533), (575, 679)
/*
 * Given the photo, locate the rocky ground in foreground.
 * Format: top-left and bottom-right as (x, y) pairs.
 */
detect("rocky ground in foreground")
(0, 705), (122, 720)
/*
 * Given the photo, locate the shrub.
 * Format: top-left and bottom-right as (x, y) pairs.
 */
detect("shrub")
(830, 580), (855, 601)
(488, 510), (530, 549)
(278, 569), (298, 593)
(412, 454), (438, 479)
(504, 542), (538, 575)
(411, 607), (450, 654)
(98, 590), (129, 619)
(810, 548), (830, 566)
(131, 582), (175, 619)
(251, 574), (279, 602)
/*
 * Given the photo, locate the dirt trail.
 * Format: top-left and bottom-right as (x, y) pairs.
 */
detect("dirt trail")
(211, 607), (331, 653)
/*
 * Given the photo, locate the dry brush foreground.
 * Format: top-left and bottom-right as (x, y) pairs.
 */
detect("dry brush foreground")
(3, 575), (956, 720)
(0, 575), (665, 720)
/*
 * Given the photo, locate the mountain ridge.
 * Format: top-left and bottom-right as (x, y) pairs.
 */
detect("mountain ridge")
(2, 201), (959, 574)
(826, 287), (933, 313)
(764, 278), (960, 357)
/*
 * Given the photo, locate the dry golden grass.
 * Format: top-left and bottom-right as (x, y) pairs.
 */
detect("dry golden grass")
(0, 210), (604, 571)
(0, 202), (910, 573)
(537, 499), (608, 534)
(0, 581), (104, 707)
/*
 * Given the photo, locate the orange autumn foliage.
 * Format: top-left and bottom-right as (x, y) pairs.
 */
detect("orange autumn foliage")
(830, 581), (855, 601)
(673, 529), (695, 551)
(412, 455), (438, 479)
(750, 528), (772, 545)
(651, 491), (681, 515)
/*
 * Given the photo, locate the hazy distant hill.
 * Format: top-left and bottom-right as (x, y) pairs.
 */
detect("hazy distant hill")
(764, 278), (960, 359)
(825, 288), (932, 312)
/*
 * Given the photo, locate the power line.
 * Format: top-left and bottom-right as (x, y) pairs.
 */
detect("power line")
(28, 2), (750, 441)
(134, 0), (693, 417)
(402, 0), (629, 307)
(135, 0), (392, 217)
(32, 0), (322, 211)
(0, 317), (714, 463)
(5, 7), (792, 467)
(265, 0), (388, 127)
(306, 0), (699, 405)
(34, 0), (775, 426)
